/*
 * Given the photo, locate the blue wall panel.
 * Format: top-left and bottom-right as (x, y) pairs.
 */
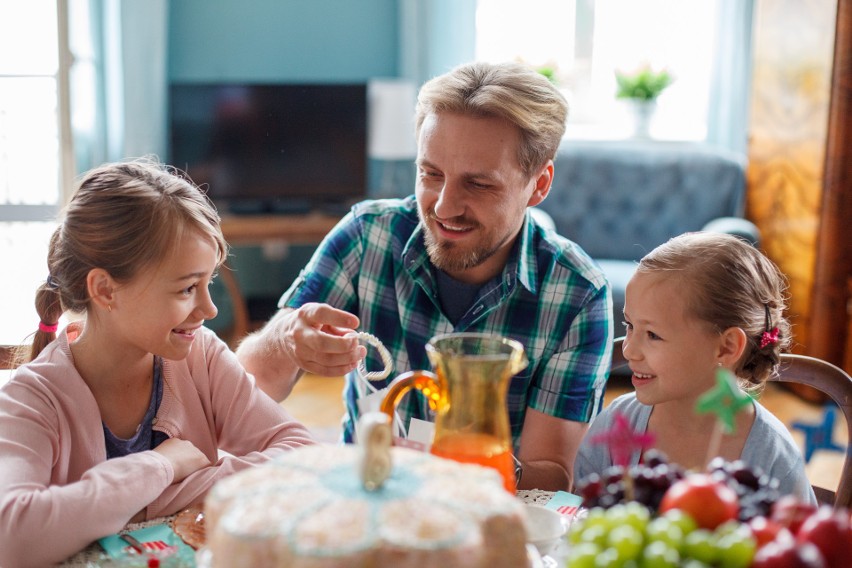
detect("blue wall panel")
(168, 0), (399, 81)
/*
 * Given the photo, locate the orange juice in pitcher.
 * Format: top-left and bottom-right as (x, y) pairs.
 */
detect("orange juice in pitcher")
(380, 333), (528, 493)
(430, 432), (517, 493)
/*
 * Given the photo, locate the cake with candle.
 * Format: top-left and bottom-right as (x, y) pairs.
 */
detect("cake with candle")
(204, 419), (528, 567)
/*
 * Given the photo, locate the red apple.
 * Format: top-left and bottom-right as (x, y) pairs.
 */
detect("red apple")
(658, 473), (739, 530)
(748, 515), (791, 549)
(752, 538), (825, 568)
(796, 505), (852, 568)
(771, 495), (819, 535)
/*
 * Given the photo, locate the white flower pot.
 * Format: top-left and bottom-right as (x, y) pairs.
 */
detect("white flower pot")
(627, 99), (657, 139)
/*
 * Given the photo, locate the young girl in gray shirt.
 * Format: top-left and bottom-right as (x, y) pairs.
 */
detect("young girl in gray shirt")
(574, 232), (815, 505)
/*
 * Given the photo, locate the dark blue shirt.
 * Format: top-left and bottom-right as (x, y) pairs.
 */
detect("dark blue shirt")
(103, 357), (168, 458)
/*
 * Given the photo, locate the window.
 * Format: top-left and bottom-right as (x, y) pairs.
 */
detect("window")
(475, 0), (718, 141)
(0, 0), (71, 345)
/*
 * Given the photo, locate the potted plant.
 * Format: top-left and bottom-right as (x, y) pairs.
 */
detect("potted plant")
(615, 65), (674, 101)
(615, 65), (674, 137)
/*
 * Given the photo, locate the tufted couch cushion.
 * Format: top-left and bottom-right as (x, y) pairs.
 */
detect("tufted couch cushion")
(540, 140), (748, 261)
(537, 139), (753, 331)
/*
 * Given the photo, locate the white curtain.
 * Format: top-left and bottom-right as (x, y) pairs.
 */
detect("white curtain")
(71, 0), (168, 172)
(706, 0), (755, 155)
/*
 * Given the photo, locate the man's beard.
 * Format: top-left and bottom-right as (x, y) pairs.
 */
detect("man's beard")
(420, 209), (504, 273)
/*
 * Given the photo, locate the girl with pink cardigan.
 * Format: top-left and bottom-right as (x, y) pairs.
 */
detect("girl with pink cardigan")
(0, 159), (315, 567)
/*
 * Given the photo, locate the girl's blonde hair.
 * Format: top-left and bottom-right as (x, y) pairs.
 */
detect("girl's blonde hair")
(415, 61), (569, 177)
(20, 157), (228, 364)
(636, 232), (791, 390)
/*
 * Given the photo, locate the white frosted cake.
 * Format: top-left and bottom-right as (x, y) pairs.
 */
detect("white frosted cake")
(204, 444), (528, 567)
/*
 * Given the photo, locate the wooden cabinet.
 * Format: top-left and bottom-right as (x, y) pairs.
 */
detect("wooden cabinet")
(220, 213), (340, 246)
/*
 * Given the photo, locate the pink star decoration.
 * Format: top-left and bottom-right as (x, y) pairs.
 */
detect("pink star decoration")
(590, 412), (656, 468)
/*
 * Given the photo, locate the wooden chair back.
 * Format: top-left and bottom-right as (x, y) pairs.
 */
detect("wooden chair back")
(610, 336), (852, 509)
(0, 345), (16, 370)
(770, 354), (852, 508)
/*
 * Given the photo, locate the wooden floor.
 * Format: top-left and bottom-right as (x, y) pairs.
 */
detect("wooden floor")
(282, 373), (847, 494)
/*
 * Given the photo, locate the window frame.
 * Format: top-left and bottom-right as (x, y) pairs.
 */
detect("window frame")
(0, 0), (73, 222)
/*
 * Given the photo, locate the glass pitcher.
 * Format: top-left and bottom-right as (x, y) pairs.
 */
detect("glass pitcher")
(380, 332), (528, 493)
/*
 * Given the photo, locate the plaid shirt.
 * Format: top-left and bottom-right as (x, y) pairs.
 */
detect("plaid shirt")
(280, 196), (614, 446)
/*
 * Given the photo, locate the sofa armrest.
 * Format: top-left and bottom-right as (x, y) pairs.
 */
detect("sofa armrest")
(701, 216), (761, 247)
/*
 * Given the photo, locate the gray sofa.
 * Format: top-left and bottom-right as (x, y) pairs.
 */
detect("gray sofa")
(537, 140), (759, 323)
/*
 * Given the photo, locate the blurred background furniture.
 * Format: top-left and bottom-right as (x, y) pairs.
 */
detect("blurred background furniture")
(538, 140), (759, 323)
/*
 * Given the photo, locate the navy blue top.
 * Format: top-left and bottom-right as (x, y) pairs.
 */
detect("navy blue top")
(103, 357), (168, 458)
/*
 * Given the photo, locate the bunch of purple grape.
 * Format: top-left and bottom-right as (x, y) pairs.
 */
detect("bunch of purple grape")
(706, 457), (781, 522)
(576, 449), (686, 511)
(575, 450), (780, 521)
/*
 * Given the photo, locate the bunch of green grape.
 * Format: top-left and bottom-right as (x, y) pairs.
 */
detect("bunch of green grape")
(564, 502), (757, 568)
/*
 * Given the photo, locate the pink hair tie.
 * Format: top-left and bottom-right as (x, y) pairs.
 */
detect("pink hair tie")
(760, 327), (780, 349)
(38, 321), (58, 334)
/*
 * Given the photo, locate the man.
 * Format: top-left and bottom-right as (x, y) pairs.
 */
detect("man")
(237, 61), (613, 491)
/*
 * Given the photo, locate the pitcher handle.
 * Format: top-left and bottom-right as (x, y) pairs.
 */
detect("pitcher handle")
(379, 370), (442, 421)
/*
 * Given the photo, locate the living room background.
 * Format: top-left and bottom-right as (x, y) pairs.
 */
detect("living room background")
(0, 0), (772, 343)
(1, 0), (841, 360)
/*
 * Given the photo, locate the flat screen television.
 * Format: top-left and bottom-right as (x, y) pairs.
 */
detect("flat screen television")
(168, 83), (367, 214)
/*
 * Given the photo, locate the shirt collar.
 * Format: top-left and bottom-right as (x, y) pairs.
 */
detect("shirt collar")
(516, 210), (540, 294)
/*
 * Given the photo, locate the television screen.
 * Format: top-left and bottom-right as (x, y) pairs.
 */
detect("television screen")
(168, 83), (367, 214)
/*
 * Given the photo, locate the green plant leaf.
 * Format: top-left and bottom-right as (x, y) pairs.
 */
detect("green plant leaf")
(615, 68), (673, 101)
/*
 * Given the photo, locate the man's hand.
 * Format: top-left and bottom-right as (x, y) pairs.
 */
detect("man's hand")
(236, 303), (366, 401)
(153, 438), (211, 483)
(279, 303), (366, 375)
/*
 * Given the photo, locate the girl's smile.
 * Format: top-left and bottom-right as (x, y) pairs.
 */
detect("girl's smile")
(631, 371), (655, 390)
(172, 325), (202, 340)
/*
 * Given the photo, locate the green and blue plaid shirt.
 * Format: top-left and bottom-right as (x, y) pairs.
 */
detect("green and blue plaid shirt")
(280, 196), (614, 447)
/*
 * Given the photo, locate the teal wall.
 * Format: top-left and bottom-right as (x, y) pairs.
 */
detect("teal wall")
(167, 0), (400, 81)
